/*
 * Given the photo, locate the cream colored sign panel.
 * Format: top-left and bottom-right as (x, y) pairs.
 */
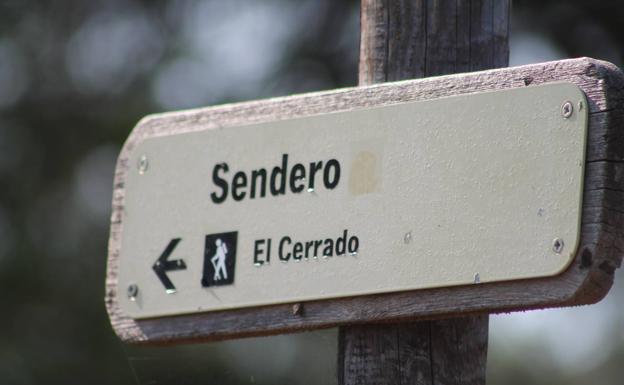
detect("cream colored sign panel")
(118, 83), (587, 319)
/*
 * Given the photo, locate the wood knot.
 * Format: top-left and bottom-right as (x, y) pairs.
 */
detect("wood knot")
(580, 248), (593, 269)
(584, 63), (598, 77)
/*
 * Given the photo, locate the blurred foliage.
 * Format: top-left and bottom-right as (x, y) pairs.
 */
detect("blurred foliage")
(0, 0), (622, 384)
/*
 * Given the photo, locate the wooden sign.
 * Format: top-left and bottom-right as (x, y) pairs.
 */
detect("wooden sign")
(118, 83), (586, 320)
(106, 57), (624, 344)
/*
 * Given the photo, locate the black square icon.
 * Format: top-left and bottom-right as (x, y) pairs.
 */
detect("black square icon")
(202, 232), (237, 287)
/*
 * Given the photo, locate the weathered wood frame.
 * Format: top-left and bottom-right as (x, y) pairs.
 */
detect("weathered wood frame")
(106, 58), (624, 344)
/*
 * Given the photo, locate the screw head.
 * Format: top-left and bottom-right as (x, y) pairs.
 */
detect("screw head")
(137, 155), (149, 174)
(292, 303), (303, 316)
(561, 101), (573, 118)
(552, 238), (564, 254)
(127, 284), (139, 301)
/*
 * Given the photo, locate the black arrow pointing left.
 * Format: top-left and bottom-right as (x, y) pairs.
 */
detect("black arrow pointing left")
(152, 238), (187, 294)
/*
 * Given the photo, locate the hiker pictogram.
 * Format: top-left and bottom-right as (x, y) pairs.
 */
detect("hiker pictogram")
(211, 238), (229, 281)
(202, 232), (237, 287)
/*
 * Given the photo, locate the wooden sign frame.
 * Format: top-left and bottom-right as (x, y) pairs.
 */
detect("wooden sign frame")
(106, 57), (624, 344)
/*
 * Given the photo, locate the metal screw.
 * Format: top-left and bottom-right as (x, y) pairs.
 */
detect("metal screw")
(292, 303), (303, 316)
(561, 101), (573, 118)
(127, 284), (139, 301)
(404, 232), (412, 244)
(552, 238), (564, 254)
(138, 155), (149, 174)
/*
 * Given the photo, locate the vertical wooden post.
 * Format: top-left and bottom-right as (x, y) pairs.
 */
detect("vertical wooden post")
(338, 1), (510, 384)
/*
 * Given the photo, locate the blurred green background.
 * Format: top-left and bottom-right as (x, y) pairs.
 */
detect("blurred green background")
(0, 0), (623, 384)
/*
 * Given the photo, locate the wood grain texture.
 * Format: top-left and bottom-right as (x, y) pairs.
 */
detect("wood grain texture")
(338, 316), (488, 385)
(341, 2), (507, 383)
(105, 57), (624, 344)
(360, 0), (510, 84)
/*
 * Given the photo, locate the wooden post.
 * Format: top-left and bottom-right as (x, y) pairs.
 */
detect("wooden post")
(338, 1), (510, 384)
